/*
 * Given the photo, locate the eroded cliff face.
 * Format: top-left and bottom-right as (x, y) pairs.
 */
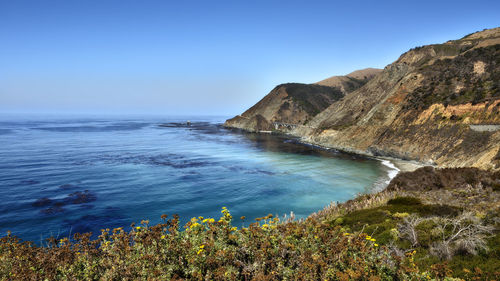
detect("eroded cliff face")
(224, 69), (381, 132)
(226, 27), (500, 170)
(296, 28), (500, 170)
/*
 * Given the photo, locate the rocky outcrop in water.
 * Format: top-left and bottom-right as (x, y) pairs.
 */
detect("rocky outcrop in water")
(226, 27), (500, 169)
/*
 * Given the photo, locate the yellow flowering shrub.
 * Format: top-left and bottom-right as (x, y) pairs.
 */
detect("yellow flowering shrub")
(0, 207), (492, 280)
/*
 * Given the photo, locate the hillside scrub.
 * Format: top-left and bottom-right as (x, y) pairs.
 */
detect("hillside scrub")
(320, 197), (499, 280)
(320, 166), (500, 280)
(0, 203), (497, 280)
(1, 209), (431, 280)
(405, 45), (500, 111)
(280, 83), (344, 116)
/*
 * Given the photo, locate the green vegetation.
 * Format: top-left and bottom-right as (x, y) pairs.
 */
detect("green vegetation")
(323, 197), (499, 280)
(1, 208), (430, 280)
(2, 166), (500, 280)
(1, 201), (498, 280)
(279, 83), (344, 116)
(325, 197), (459, 245)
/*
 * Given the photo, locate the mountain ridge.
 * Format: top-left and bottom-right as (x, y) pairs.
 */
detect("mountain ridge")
(225, 27), (500, 170)
(315, 68), (382, 89)
(224, 69), (380, 132)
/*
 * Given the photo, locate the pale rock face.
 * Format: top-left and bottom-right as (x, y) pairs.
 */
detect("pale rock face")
(473, 61), (486, 75)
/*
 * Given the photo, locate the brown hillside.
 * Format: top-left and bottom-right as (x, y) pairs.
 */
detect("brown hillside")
(297, 27), (500, 169)
(224, 69), (379, 132)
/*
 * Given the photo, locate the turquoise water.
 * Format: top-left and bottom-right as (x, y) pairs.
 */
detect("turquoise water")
(0, 115), (392, 242)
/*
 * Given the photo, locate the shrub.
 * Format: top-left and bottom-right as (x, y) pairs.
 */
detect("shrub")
(398, 212), (495, 260)
(388, 197), (422, 206)
(0, 208), (429, 280)
(430, 212), (495, 260)
(393, 212), (410, 219)
(398, 214), (423, 247)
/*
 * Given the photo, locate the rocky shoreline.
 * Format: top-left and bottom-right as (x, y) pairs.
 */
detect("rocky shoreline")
(224, 125), (424, 190)
(292, 135), (426, 173)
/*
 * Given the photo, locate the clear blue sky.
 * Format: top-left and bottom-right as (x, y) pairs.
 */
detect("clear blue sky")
(1, 0), (499, 115)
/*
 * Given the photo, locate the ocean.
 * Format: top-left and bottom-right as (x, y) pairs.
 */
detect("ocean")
(0, 115), (396, 242)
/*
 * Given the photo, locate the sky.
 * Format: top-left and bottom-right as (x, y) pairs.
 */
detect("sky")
(1, 0), (499, 116)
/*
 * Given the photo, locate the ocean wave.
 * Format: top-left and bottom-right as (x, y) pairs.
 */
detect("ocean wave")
(369, 159), (400, 193)
(380, 160), (400, 184)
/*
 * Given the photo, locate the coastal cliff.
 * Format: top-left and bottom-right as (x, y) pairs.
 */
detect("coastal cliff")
(226, 28), (500, 170)
(224, 69), (381, 132)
